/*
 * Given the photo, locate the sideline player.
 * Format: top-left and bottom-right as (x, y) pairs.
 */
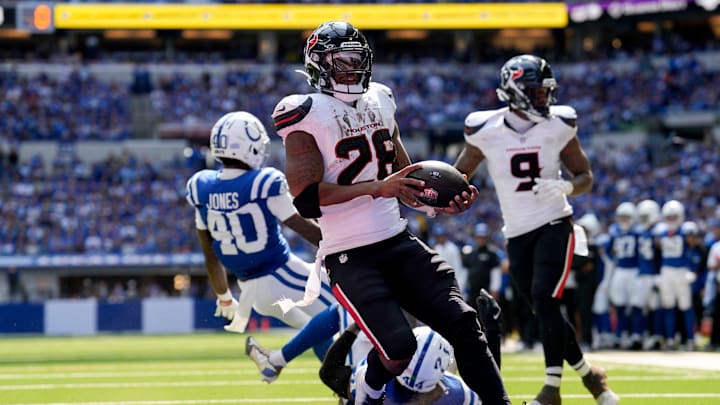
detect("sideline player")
(273, 21), (509, 405)
(607, 202), (639, 348)
(185, 111), (335, 354)
(454, 54), (619, 405)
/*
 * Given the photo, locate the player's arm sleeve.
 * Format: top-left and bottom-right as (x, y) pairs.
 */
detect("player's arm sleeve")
(267, 191), (298, 222)
(319, 325), (359, 399)
(186, 172), (207, 230)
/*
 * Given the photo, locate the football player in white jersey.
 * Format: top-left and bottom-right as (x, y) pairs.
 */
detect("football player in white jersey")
(454, 55), (618, 405)
(185, 111), (335, 351)
(272, 21), (509, 405)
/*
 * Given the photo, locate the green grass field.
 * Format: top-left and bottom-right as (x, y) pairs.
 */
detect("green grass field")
(1, 331), (719, 405)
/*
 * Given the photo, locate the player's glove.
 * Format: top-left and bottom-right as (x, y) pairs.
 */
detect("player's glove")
(532, 178), (573, 202)
(215, 291), (239, 321)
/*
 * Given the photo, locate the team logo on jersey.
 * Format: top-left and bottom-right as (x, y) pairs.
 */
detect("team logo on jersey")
(338, 253), (348, 264)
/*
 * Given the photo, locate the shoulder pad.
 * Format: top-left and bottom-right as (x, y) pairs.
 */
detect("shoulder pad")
(551, 105), (577, 128)
(369, 82), (394, 100)
(185, 170), (214, 207)
(653, 222), (668, 236)
(272, 95), (313, 132)
(464, 110), (498, 136)
(253, 167), (288, 199)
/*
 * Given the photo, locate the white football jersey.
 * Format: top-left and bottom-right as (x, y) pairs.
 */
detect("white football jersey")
(273, 83), (406, 255)
(464, 106), (577, 238)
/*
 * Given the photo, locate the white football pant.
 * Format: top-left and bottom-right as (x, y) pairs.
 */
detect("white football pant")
(237, 253), (335, 328)
(609, 267), (638, 307)
(657, 266), (692, 311)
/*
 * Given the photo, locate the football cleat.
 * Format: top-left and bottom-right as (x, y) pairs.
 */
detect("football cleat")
(582, 366), (620, 405)
(245, 336), (282, 383)
(529, 384), (561, 405)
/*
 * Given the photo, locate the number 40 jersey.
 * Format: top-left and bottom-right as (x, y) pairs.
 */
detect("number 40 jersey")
(463, 106), (577, 238)
(273, 82), (406, 256)
(186, 168), (293, 280)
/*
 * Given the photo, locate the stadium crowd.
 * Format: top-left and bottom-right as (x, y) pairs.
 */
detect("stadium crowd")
(2, 53), (719, 143)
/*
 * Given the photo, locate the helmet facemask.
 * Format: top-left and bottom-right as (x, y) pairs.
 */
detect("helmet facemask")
(322, 49), (372, 102)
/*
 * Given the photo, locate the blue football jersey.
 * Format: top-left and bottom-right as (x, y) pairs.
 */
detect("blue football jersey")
(608, 224), (639, 269)
(636, 224), (658, 275)
(186, 167), (291, 280)
(657, 225), (691, 268)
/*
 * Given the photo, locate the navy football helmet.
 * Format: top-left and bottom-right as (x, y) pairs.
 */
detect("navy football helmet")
(496, 54), (558, 120)
(303, 21), (373, 103)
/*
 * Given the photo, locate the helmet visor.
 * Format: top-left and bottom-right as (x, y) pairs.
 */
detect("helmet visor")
(325, 50), (371, 85)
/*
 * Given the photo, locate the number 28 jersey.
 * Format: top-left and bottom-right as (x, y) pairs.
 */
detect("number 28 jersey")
(273, 83), (405, 255)
(464, 106), (577, 238)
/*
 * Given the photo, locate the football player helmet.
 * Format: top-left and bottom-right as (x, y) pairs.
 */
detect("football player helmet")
(615, 202), (636, 232)
(662, 200), (685, 231)
(210, 111), (270, 169)
(577, 213), (600, 237)
(303, 21), (373, 103)
(636, 199), (661, 228)
(397, 326), (454, 393)
(681, 221), (699, 235)
(496, 54), (558, 121)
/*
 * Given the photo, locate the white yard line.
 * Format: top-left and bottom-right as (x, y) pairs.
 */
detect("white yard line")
(0, 368), (319, 380)
(587, 351), (720, 372)
(0, 380), (321, 390)
(6, 393), (720, 405)
(5, 399), (334, 405)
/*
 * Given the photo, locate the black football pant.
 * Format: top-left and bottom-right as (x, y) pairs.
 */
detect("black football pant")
(326, 230), (510, 405)
(507, 216), (584, 372)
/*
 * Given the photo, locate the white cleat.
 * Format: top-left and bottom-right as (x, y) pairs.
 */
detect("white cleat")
(245, 336), (282, 383)
(596, 390), (620, 405)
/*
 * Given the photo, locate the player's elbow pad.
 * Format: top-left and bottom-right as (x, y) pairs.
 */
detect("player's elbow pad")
(293, 182), (322, 219)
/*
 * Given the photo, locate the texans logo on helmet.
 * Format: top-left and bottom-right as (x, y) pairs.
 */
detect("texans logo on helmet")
(307, 33), (319, 51)
(511, 67), (524, 80)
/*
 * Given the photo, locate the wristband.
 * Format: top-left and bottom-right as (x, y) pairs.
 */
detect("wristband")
(217, 290), (233, 301)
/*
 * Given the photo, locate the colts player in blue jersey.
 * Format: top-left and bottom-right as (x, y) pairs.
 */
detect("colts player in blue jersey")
(631, 200), (663, 350)
(656, 200), (696, 350)
(185, 111), (336, 366)
(607, 202), (639, 348)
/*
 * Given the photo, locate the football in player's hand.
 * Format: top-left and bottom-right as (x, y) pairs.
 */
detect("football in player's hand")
(406, 160), (471, 208)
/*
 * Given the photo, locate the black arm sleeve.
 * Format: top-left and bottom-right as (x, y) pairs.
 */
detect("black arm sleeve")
(319, 329), (357, 399)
